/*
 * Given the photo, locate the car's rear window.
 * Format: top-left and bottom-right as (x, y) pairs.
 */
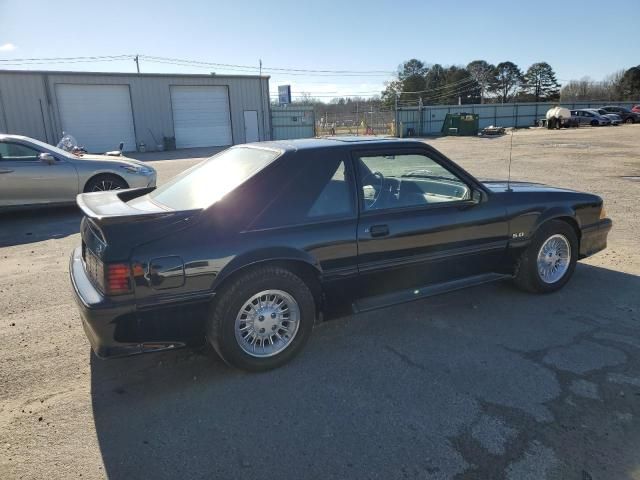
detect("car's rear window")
(148, 147), (280, 210)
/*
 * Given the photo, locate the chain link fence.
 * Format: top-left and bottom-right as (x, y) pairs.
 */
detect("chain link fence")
(316, 106), (396, 136)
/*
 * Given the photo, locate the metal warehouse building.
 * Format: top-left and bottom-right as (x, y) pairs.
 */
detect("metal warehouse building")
(0, 70), (271, 152)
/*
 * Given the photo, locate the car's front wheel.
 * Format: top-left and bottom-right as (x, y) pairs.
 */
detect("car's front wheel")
(625, 117), (634, 124)
(206, 266), (316, 371)
(84, 174), (128, 192)
(514, 220), (578, 293)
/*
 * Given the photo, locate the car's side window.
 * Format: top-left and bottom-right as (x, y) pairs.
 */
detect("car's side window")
(0, 142), (40, 161)
(307, 161), (351, 218)
(357, 153), (470, 212)
(249, 156), (355, 230)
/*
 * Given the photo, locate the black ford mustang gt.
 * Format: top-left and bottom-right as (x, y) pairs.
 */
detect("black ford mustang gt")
(70, 137), (611, 371)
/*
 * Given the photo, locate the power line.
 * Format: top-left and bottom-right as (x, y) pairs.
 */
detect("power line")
(0, 55), (135, 66)
(140, 55), (395, 75)
(0, 54), (134, 62)
(0, 53), (396, 76)
(141, 57), (393, 77)
(267, 76), (478, 98)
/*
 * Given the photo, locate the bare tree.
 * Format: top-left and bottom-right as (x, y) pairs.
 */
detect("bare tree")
(466, 60), (496, 104)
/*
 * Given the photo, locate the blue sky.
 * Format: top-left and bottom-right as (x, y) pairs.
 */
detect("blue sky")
(1, 0), (638, 99)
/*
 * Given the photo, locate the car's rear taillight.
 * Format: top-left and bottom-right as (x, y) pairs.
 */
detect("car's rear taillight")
(105, 263), (132, 295)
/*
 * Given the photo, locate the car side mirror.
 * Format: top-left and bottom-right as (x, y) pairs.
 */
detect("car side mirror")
(471, 189), (482, 205)
(39, 153), (56, 164)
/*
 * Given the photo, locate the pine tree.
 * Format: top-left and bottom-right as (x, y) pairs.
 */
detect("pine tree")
(524, 62), (561, 102)
(491, 62), (524, 103)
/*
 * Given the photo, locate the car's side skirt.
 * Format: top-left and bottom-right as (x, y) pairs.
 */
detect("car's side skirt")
(352, 272), (512, 313)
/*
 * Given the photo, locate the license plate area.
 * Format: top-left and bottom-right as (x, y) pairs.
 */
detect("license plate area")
(83, 244), (105, 293)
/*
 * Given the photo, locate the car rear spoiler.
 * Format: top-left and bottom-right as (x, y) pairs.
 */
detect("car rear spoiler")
(76, 187), (172, 225)
(77, 188), (202, 260)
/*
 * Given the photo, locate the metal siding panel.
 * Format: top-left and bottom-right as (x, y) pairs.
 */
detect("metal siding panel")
(271, 107), (315, 140)
(0, 73), (49, 140)
(1, 72), (271, 150)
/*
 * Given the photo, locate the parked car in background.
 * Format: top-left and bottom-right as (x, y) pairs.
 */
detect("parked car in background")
(632, 105), (640, 113)
(70, 137), (612, 371)
(596, 109), (622, 125)
(601, 106), (639, 124)
(571, 109), (611, 126)
(0, 134), (157, 210)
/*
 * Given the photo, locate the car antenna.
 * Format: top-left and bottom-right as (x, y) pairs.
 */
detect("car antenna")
(507, 129), (514, 192)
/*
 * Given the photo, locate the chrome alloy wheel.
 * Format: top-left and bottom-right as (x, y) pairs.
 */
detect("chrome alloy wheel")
(234, 290), (300, 358)
(536, 234), (571, 284)
(92, 180), (122, 191)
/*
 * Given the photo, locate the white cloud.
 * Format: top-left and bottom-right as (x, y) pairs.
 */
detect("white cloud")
(0, 43), (17, 52)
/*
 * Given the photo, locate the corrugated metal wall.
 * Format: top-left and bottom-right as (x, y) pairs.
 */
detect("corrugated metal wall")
(271, 106), (315, 140)
(0, 70), (271, 150)
(0, 72), (51, 142)
(397, 101), (639, 136)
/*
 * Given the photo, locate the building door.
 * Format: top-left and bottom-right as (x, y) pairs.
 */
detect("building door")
(243, 110), (259, 142)
(56, 84), (137, 153)
(170, 86), (233, 148)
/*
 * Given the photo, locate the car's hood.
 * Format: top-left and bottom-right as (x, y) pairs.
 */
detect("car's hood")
(74, 154), (150, 168)
(482, 180), (577, 194)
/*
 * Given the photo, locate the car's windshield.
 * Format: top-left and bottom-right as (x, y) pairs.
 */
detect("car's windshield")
(23, 137), (74, 157)
(147, 146), (281, 210)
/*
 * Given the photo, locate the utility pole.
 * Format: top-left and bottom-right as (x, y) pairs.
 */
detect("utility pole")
(418, 97), (423, 136)
(356, 101), (359, 136)
(394, 93), (399, 137)
(134, 54), (140, 74)
(258, 59), (265, 140)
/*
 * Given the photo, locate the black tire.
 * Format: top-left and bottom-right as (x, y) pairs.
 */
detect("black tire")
(625, 117), (634, 124)
(206, 266), (316, 372)
(590, 120), (598, 127)
(514, 220), (578, 294)
(84, 174), (129, 192)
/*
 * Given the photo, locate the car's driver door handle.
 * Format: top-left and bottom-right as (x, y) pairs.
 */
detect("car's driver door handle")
(368, 224), (390, 238)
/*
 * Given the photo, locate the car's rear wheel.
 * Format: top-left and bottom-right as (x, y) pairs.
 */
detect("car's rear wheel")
(625, 117), (634, 124)
(84, 174), (129, 192)
(514, 220), (578, 293)
(206, 266), (316, 371)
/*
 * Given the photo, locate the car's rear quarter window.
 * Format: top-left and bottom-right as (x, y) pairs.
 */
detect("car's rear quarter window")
(148, 147), (280, 210)
(249, 150), (355, 229)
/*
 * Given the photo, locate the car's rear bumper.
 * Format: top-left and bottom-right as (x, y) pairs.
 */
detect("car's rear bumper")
(580, 218), (612, 258)
(69, 247), (185, 358)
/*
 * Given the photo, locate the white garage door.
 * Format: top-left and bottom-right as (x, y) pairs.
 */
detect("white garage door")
(171, 86), (232, 148)
(56, 84), (136, 153)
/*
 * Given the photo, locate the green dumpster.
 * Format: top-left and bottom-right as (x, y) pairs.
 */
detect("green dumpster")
(440, 113), (479, 136)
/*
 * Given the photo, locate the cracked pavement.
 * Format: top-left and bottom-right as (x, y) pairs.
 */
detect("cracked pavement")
(1, 127), (640, 479)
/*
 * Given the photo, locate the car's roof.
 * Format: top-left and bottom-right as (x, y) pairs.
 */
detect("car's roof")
(242, 136), (428, 153)
(0, 134), (32, 142)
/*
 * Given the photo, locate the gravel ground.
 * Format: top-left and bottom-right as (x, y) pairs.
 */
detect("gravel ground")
(1, 126), (639, 480)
